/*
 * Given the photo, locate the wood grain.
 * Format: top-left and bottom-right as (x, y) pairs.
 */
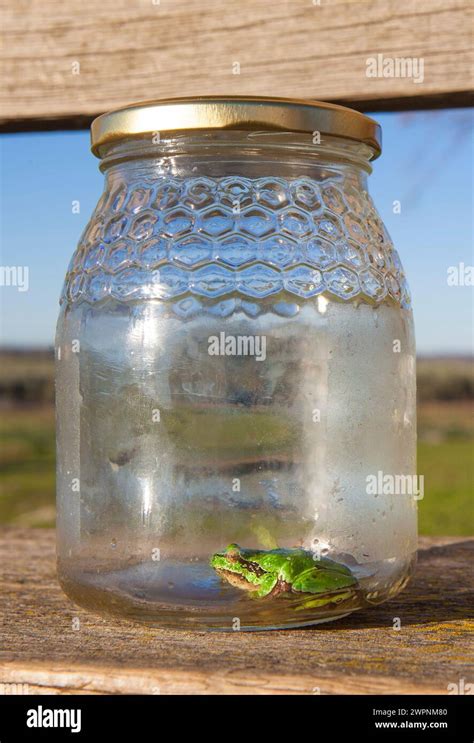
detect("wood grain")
(1, 528), (473, 695)
(1, 0), (472, 130)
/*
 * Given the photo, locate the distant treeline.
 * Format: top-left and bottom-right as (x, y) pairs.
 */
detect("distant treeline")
(0, 349), (472, 405)
(417, 357), (474, 402)
(0, 349), (55, 405)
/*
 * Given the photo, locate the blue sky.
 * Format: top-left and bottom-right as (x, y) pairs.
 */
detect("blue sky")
(0, 108), (472, 354)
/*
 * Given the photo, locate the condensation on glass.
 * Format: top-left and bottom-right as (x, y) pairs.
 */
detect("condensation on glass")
(56, 98), (417, 630)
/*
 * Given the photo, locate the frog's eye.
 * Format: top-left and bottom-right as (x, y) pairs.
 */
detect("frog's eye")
(225, 543), (240, 557)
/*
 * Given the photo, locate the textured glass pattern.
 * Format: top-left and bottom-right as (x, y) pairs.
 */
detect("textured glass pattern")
(62, 176), (411, 310)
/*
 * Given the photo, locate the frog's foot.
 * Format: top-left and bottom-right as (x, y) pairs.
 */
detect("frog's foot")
(294, 587), (359, 611)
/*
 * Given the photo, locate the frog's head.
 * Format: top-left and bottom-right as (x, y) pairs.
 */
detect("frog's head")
(210, 543), (242, 569)
(210, 543), (253, 574)
(210, 544), (278, 595)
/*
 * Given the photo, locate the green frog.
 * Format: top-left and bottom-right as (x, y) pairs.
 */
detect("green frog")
(210, 543), (358, 609)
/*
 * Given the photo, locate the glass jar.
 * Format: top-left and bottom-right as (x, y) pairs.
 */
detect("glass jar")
(56, 97), (417, 630)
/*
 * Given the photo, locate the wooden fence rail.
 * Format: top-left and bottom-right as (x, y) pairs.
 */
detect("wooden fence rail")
(1, 529), (473, 694)
(1, 0), (473, 131)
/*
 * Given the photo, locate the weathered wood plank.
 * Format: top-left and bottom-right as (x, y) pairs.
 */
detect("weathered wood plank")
(1, 0), (472, 130)
(1, 528), (472, 695)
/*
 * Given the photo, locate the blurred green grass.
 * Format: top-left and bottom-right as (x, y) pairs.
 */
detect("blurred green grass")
(416, 398), (473, 535)
(0, 352), (472, 534)
(0, 407), (56, 527)
(418, 440), (473, 535)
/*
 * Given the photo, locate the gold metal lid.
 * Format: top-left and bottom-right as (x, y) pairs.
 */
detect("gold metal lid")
(91, 96), (381, 159)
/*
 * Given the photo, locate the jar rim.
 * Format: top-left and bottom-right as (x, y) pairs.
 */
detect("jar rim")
(90, 96), (382, 160)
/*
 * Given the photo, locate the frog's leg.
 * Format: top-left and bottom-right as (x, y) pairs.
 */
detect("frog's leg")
(292, 566), (357, 594)
(312, 557), (355, 578)
(252, 573), (279, 598)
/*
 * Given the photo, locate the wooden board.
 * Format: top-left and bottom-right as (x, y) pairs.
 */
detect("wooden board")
(1, 0), (473, 131)
(1, 528), (473, 694)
